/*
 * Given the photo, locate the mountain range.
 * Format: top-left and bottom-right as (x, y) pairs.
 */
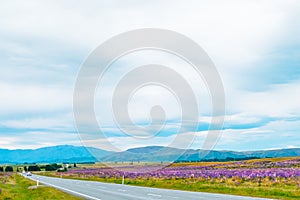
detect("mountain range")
(103, 146), (300, 162)
(0, 145), (111, 164)
(0, 145), (299, 164)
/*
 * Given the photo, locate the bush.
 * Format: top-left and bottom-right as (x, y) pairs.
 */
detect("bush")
(45, 164), (57, 171)
(28, 165), (40, 171)
(45, 164), (63, 171)
(45, 165), (54, 171)
(5, 166), (13, 172)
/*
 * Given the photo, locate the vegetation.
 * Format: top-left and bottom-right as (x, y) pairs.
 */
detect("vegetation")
(4, 166), (13, 172)
(0, 172), (81, 200)
(175, 156), (261, 163)
(27, 165), (40, 172)
(38, 157), (300, 200)
(45, 164), (62, 171)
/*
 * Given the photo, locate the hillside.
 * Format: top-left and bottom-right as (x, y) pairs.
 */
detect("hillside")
(0, 145), (112, 164)
(102, 146), (300, 162)
(1, 145), (300, 163)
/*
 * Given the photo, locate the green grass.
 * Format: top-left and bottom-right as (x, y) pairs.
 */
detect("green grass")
(123, 178), (300, 200)
(0, 173), (81, 200)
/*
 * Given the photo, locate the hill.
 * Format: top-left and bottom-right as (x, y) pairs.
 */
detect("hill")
(0, 145), (112, 164)
(102, 146), (300, 162)
(1, 145), (300, 164)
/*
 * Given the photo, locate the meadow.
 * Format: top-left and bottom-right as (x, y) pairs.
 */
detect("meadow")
(0, 172), (81, 200)
(38, 157), (300, 200)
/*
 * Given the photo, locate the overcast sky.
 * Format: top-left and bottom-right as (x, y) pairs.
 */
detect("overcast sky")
(0, 0), (300, 151)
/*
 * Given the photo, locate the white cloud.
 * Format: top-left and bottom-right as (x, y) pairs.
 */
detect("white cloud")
(0, 132), (80, 150)
(232, 80), (300, 117)
(0, 113), (73, 131)
(0, 82), (72, 114)
(0, 0), (300, 150)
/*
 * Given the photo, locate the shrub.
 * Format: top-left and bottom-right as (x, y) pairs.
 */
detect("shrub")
(45, 164), (58, 171)
(45, 164), (64, 171)
(5, 166), (13, 172)
(28, 165), (40, 171)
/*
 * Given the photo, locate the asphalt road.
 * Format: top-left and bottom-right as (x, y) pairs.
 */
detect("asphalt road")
(25, 174), (271, 200)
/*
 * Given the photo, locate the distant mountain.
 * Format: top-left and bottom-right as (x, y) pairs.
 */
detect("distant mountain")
(0, 145), (112, 164)
(0, 145), (299, 164)
(102, 146), (300, 162)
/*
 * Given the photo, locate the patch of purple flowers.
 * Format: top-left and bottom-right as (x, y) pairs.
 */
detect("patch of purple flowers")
(66, 158), (300, 180)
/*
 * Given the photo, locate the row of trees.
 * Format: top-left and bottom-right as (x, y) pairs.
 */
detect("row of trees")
(0, 163), (78, 172)
(0, 166), (14, 172)
(23, 164), (63, 172)
(0, 164), (59, 172)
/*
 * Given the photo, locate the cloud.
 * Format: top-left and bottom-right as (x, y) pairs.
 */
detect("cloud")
(0, 131), (80, 150)
(232, 80), (300, 117)
(0, 82), (72, 115)
(0, 0), (300, 150)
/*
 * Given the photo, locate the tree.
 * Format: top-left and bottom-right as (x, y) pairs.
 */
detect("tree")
(45, 165), (52, 171)
(28, 165), (40, 171)
(5, 166), (13, 172)
(24, 166), (28, 172)
(45, 164), (64, 171)
(45, 164), (57, 171)
(0, 166), (3, 172)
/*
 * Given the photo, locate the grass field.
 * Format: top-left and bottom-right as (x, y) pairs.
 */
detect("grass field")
(0, 172), (81, 200)
(39, 172), (300, 200)
(37, 157), (300, 200)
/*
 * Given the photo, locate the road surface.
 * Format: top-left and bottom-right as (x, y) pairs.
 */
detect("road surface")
(25, 174), (271, 200)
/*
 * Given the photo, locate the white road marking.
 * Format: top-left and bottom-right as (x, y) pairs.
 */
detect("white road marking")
(118, 189), (127, 192)
(147, 193), (162, 197)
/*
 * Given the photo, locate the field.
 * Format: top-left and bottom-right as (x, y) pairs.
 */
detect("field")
(0, 172), (81, 200)
(38, 157), (300, 200)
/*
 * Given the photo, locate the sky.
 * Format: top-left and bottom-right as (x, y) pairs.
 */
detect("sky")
(0, 0), (300, 151)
